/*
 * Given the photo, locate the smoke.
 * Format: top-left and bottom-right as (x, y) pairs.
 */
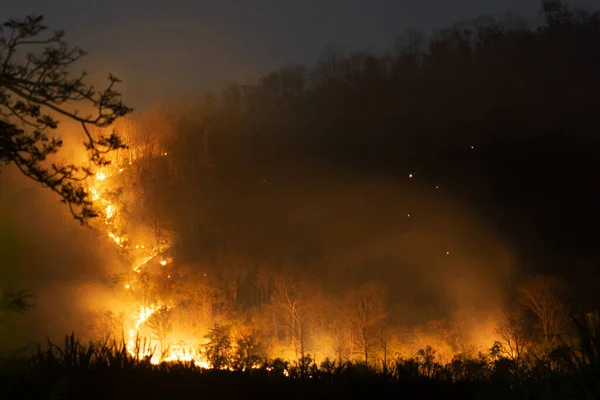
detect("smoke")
(0, 130), (516, 353)
(0, 166), (124, 349)
(206, 165), (516, 324)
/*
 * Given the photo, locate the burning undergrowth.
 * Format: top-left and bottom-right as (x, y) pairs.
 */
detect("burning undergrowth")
(0, 114), (516, 370)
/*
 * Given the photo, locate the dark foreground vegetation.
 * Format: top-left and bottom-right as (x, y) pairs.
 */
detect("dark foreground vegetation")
(1, 315), (599, 400)
(3, 0), (600, 399)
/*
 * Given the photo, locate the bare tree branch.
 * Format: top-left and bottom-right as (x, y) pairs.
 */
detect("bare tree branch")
(0, 14), (131, 224)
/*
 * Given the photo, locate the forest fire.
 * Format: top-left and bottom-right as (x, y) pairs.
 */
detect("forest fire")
(3, 5), (600, 398)
(88, 162), (209, 368)
(78, 132), (510, 372)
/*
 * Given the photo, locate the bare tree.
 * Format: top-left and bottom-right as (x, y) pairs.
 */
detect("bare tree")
(253, 268), (272, 307)
(0, 15), (131, 223)
(518, 274), (570, 346)
(377, 324), (399, 373)
(183, 277), (221, 325)
(216, 254), (248, 314)
(271, 275), (311, 361)
(345, 281), (389, 365)
(495, 310), (531, 375)
(393, 28), (427, 65)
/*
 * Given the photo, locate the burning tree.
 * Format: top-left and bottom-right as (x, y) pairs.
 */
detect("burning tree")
(146, 306), (172, 356)
(0, 15), (131, 223)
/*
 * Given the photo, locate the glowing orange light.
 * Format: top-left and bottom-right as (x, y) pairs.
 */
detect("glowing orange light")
(446, 251), (450, 255)
(124, 284), (131, 289)
(96, 172), (106, 180)
(108, 233), (122, 246)
(409, 173), (413, 179)
(160, 260), (167, 266)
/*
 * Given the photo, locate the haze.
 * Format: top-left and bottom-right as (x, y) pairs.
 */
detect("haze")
(3, 0), (595, 108)
(1, 0), (598, 381)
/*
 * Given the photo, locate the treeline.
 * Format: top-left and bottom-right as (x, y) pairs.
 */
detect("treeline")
(103, 251), (580, 371)
(121, 0), (600, 286)
(2, 317), (600, 399)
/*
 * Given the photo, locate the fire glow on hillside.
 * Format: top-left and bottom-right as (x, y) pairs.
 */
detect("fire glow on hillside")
(88, 163), (211, 367)
(81, 129), (503, 371)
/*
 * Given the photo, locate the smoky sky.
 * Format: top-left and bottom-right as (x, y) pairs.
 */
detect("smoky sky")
(4, 0), (596, 108)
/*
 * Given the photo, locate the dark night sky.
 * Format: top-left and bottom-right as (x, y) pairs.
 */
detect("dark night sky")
(4, 0), (596, 108)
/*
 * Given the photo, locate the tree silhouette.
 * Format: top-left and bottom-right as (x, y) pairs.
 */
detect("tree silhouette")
(146, 305), (172, 356)
(233, 326), (265, 370)
(518, 274), (570, 347)
(203, 323), (232, 369)
(345, 281), (388, 365)
(495, 310), (531, 376)
(0, 15), (131, 223)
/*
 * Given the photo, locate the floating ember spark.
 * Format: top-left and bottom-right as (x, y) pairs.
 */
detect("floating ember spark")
(160, 260), (167, 266)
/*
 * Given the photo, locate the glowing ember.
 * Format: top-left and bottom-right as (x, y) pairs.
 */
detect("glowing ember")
(96, 172), (106, 180)
(106, 204), (113, 219)
(108, 232), (122, 246)
(160, 260), (167, 266)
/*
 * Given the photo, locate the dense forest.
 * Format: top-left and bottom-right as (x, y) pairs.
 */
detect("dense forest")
(2, 1), (600, 399)
(141, 1), (599, 285)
